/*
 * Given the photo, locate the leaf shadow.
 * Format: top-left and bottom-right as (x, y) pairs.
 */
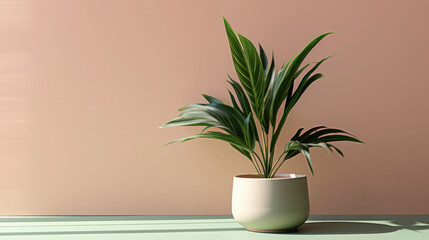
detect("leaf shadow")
(288, 222), (398, 235)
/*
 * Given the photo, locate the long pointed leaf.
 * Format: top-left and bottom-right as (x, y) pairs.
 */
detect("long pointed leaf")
(228, 90), (243, 114)
(202, 94), (223, 104)
(166, 131), (250, 151)
(316, 135), (363, 143)
(327, 143), (344, 157)
(300, 145), (314, 176)
(224, 18), (265, 125)
(270, 33), (333, 125)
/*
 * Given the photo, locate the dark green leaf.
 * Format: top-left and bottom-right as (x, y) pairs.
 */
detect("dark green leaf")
(202, 94), (223, 104)
(291, 128), (304, 140)
(259, 43), (268, 71)
(228, 90), (243, 114)
(300, 145), (314, 176)
(316, 135), (363, 143)
(327, 144), (344, 157)
(224, 18), (265, 126)
(270, 33), (333, 126)
(228, 76), (252, 115)
(297, 126), (327, 141)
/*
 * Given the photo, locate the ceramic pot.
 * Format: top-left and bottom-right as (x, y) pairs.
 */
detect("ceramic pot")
(232, 174), (309, 232)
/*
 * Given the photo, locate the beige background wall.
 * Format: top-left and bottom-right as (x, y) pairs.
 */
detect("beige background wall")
(0, 0), (428, 215)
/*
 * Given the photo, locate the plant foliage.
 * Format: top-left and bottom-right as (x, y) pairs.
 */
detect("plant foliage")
(161, 17), (362, 178)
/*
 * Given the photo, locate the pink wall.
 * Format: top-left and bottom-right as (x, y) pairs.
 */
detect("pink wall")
(0, 0), (428, 215)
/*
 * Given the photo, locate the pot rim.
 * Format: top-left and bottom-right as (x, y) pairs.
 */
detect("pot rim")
(234, 173), (306, 180)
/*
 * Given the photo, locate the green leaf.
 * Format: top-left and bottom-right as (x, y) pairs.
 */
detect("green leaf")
(228, 76), (252, 115)
(275, 126), (362, 176)
(296, 126), (327, 141)
(162, 20), (363, 178)
(289, 56), (333, 109)
(230, 143), (252, 160)
(160, 117), (212, 128)
(237, 33), (266, 117)
(270, 71), (324, 151)
(259, 44), (276, 91)
(289, 126), (362, 145)
(291, 128), (304, 140)
(227, 77), (259, 140)
(307, 142), (332, 159)
(243, 114), (255, 150)
(284, 140), (301, 152)
(228, 90), (242, 114)
(265, 54), (276, 93)
(269, 56), (331, 154)
(163, 102), (246, 141)
(285, 64), (309, 109)
(259, 44), (276, 132)
(224, 18), (267, 132)
(200, 126), (211, 133)
(316, 135), (363, 143)
(300, 73), (324, 96)
(286, 73), (325, 118)
(270, 33), (333, 126)
(204, 104), (246, 138)
(171, 130), (254, 163)
(300, 145), (314, 176)
(166, 131), (250, 151)
(327, 144), (344, 157)
(259, 44), (268, 71)
(202, 94), (223, 104)
(303, 128), (355, 142)
(269, 61), (291, 125)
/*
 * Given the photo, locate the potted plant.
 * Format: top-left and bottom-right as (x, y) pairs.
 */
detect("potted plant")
(161, 17), (362, 232)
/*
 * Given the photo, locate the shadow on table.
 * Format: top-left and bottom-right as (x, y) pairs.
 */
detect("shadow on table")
(290, 222), (397, 235)
(0, 228), (245, 236)
(307, 215), (429, 232)
(281, 215), (429, 235)
(0, 215), (427, 236)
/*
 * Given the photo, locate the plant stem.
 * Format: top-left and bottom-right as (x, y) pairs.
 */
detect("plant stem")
(270, 161), (285, 178)
(257, 140), (265, 170)
(268, 151), (287, 177)
(252, 152), (265, 176)
(260, 132), (267, 177)
(270, 151), (299, 177)
(250, 156), (262, 176)
(265, 132), (270, 176)
(264, 133), (271, 177)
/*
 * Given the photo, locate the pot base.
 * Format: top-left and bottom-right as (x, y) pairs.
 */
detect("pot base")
(246, 227), (298, 233)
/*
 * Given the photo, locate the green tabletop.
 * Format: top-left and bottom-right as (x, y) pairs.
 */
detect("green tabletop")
(0, 215), (427, 240)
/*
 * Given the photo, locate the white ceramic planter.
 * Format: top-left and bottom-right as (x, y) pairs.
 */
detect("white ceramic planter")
(232, 174), (309, 232)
